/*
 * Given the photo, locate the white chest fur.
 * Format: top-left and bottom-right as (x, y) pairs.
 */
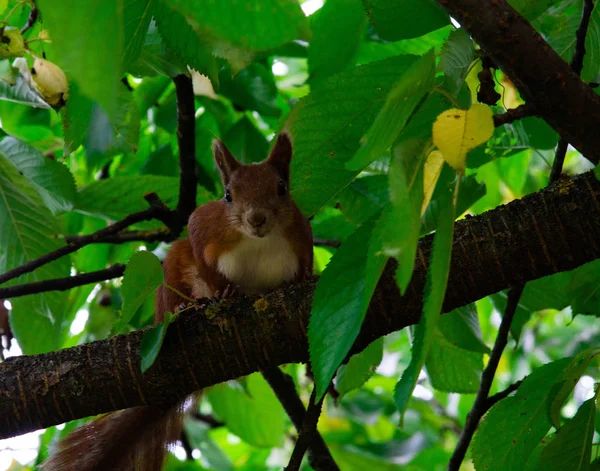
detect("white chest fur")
(217, 231), (299, 294)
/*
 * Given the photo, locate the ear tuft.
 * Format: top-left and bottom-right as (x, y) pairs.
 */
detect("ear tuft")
(266, 132), (293, 181)
(212, 139), (240, 186)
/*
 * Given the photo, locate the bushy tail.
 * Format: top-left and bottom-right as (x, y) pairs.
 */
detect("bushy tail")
(40, 396), (194, 471)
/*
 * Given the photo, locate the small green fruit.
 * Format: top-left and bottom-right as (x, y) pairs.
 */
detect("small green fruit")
(0, 27), (26, 59)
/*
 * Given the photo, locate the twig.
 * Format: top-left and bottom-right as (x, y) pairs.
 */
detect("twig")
(493, 103), (537, 127)
(173, 75), (198, 226)
(20, 3), (38, 34)
(550, 0), (595, 182)
(0, 193), (172, 286)
(285, 387), (326, 471)
(262, 367), (339, 471)
(448, 285), (524, 471)
(484, 379), (523, 411)
(65, 228), (174, 245)
(313, 238), (341, 248)
(193, 412), (224, 428)
(0, 265), (126, 299)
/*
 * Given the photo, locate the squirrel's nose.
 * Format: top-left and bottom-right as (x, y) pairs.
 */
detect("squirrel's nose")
(248, 210), (267, 228)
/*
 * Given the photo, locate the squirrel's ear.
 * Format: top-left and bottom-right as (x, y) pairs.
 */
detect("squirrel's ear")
(213, 139), (240, 186)
(266, 132), (293, 181)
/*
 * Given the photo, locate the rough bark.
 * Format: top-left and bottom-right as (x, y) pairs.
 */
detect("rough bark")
(437, 0), (600, 164)
(1, 171), (599, 440)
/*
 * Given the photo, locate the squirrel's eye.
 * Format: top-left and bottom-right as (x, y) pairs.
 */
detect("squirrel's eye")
(278, 180), (287, 196)
(225, 189), (232, 203)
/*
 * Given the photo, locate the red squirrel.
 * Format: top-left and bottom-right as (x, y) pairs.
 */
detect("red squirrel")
(41, 132), (313, 471)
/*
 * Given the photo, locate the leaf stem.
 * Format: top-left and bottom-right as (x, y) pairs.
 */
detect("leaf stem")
(162, 283), (195, 303)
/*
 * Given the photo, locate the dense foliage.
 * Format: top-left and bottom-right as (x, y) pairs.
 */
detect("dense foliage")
(0, 0), (599, 470)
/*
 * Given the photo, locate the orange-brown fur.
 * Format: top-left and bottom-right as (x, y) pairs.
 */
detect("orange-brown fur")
(42, 132), (312, 471)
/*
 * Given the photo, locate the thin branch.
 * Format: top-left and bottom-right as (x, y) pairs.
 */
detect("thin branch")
(484, 379), (523, 411)
(173, 74), (198, 226)
(20, 3), (38, 34)
(448, 285), (524, 471)
(192, 412), (224, 429)
(313, 238), (341, 248)
(262, 367), (339, 471)
(0, 193), (172, 287)
(64, 228), (175, 245)
(571, 0), (595, 76)
(550, 0), (595, 182)
(285, 388), (325, 471)
(0, 265), (126, 299)
(493, 103), (537, 127)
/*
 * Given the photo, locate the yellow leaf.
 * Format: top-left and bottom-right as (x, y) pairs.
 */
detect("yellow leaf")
(422, 150), (444, 216)
(432, 104), (494, 171)
(0, 0), (7, 15)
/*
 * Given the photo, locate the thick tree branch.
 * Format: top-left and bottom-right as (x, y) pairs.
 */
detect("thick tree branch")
(437, 0), (600, 164)
(0, 172), (600, 438)
(0, 171), (599, 439)
(0, 193), (172, 286)
(0, 265), (125, 299)
(173, 74), (198, 227)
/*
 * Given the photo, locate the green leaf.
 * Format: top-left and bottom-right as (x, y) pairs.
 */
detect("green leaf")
(346, 50), (436, 171)
(219, 63), (280, 117)
(122, 0), (156, 70)
(222, 117), (269, 165)
(309, 212), (385, 400)
(0, 164), (69, 354)
(385, 139), (426, 292)
(567, 260), (600, 316)
(116, 251), (164, 333)
(62, 81), (94, 155)
(153, 2), (220, 81)
(76, 175), (212, 222)
(362, 0), (450, 41)
(128, 19), (188, 78)
(535, 2), (600, 83)
(85, 85), (141, 168)
(549, 351), (595, 429)
(163, 0), (309, 52)
(288, 54), (421, 216)
(207, 373), (285, 448)
(394, 187), (455, 416)
(308, 0), (367, 81)
(425, 329), (482, 393)
(0, 65), (51, 109)
(534, 397), (596, 471)
(438, 305), (490, 354)
(183, 418), (235, 471)
(471, 357), (582, 471)
(438, 28), (475, 95)
(337, 174), (389, 226)
(36, 0), (123, 120)
(336, 338), (384, 397)
(140, 311), (173, 372)
(508, 0), (556, 20)
(0, 137), (76, 214)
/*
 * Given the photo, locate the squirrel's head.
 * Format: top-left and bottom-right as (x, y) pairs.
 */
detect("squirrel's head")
(212, 132), (296, 239)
